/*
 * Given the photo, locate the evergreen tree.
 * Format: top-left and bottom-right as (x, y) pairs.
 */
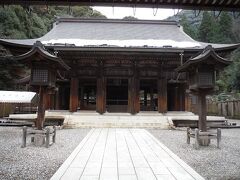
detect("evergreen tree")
(179, 15), (198, 40)
(198, 11), (218, 43)
(218, 12), (234, 43)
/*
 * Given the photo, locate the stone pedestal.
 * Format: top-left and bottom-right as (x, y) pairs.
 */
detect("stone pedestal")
(199, 139), (210, 146)
(33, 134), (45, 146)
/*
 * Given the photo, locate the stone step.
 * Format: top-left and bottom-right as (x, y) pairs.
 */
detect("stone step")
(64, 114), (171, 129)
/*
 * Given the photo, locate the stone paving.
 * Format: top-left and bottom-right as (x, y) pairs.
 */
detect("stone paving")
(51, 128), (204, 180)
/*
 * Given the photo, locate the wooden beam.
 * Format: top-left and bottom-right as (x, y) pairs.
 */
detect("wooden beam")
(69, 77), (79, 112)
(158, 79), (168, 113)
(1, 0), (240, 10)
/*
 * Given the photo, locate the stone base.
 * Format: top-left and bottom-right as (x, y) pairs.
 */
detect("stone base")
(199, 139), (211, 146)
(33, 134), (45, 146)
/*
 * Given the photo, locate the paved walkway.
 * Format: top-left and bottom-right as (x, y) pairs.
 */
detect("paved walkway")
(51, 129), (204, 180)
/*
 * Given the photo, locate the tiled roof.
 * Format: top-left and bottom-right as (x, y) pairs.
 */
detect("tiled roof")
(176, 45), (232, 72)
(0, 91), (37, 104)
(0, 18), (239, 50)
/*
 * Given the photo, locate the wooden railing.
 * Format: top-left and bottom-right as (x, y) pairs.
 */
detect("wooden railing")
(207, 99), (240, 119)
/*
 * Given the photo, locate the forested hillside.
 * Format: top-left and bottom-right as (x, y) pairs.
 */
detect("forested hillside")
(0, 5), (105, 39)
(168, 10), (240, 43)
(0, 5), (105, 89)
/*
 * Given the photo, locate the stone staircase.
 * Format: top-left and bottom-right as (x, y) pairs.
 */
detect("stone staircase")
(62, 112), (172, 129)
(4, 110), (237, 129)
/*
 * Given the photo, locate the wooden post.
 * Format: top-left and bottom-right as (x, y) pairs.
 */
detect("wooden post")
(197, 91), (211, 146)
(69, 77), (79, 112)
(198, 92), (207, 132)
(187, 127), (190, 144)
(96, 77), (106, 114)
(53, 126), (56, 143)
(36, 86), (46, 130)
(158, 79), (167, 113)
(45, 128), (50, 148)
(195, 128), (200, 149)
(217, 128), (221, 148)
(21, 126), (27, 148)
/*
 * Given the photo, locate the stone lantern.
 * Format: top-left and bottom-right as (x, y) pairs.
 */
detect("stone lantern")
(176, 45), (231, 145)
(15, 41), (70, 130)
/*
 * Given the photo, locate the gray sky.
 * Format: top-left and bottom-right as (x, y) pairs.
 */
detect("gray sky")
(92, 7), (178, 20)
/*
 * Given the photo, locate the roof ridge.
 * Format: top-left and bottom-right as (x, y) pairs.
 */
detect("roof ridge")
(56, 17), (179, 25)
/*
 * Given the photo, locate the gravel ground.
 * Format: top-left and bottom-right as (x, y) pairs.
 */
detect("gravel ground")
(0, 127), (90, 180)
(149, 128), (240, 180)
(1, 126), (239, 180)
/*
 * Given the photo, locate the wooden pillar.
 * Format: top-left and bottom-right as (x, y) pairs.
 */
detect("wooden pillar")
(144, 89), (147, 106)
(150, 87), (154, 111)
(69, 77), (79, 112)
(96, 77), (106, 114)
(135, 78), (140, 113)
(158, 79), (167, 113)
(55, 87), (60, 110)
(128, 60), (139, 114)
(87, 91), (89, 105)
(43, 91), (50, 110)
(175, 86), (180, 111)
(128, 77), (140, 114)
(36, 86), (46, 130)
(179, 84), (186, 111)
(185, 92), (191, 112)
(198, 92), (207, 132)
(80, 86), (84, 110)
(96, 60), (106, 114)
(128, 78), (133, 114)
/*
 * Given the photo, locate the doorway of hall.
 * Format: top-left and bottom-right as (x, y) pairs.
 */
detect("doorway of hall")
(106, 79), (128, 112)
(140, 79), (158, 111)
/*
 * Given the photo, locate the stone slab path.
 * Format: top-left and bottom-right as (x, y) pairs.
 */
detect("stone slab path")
(51, 129), (204, 180)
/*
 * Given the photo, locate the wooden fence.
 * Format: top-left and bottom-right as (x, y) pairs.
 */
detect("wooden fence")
(0, 104), (15, 118)
(207, 99), (240, 119)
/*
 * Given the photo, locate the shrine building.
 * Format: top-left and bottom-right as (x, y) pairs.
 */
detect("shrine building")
(0, 18), (238, 114)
